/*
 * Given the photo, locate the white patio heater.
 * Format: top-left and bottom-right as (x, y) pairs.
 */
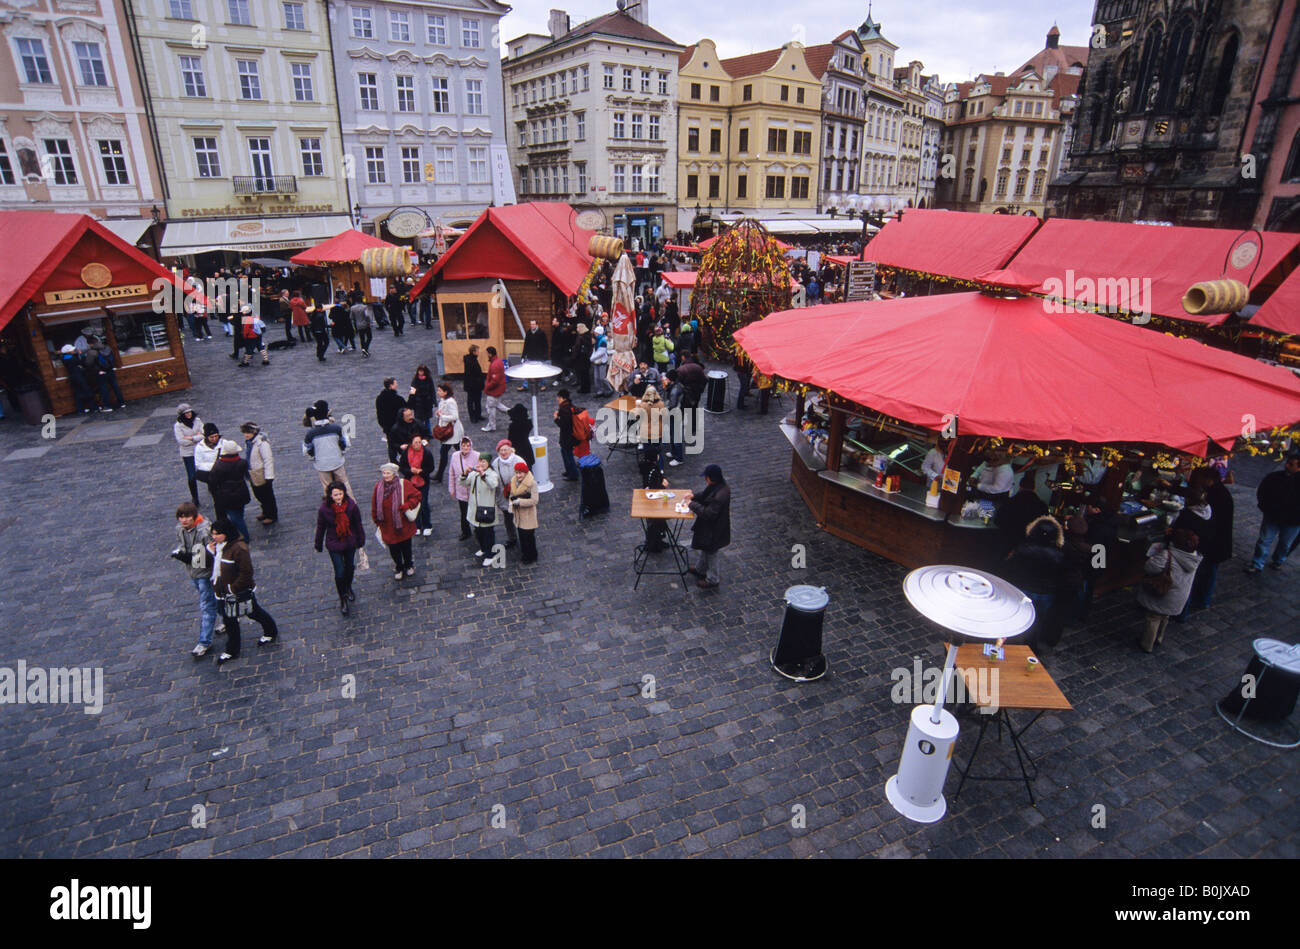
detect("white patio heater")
(885, 565), (1035, 823)
(505, 361), (563, 493)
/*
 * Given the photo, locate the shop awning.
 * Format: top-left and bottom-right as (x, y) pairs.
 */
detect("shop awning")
(159, 214), (354, 257)
(98, 217), (152, 246)
(290, 229), (397, 266)
(663, 244), (700, 253)
(733, 292), (1300, 456)
(862, 209), (1041, 282)
(1252, 266), (1300, 336)
(0, 211), (197, 332)
(826, 254), (857, 266)
(411, 202), (595, 297)
(1007, 219), (1300, 325)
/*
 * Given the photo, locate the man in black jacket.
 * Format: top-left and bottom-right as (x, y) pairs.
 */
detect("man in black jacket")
(1248, 452), (1300, 572)
(375, 378), (406, 443)
(684, 464), (730, 589)
(553, 389), (579, 481)
(387, 406), (428, 465)
(463, 344), (486, 422)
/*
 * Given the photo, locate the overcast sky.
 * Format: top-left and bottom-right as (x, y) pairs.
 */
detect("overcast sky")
(497, 0), (1097, 84)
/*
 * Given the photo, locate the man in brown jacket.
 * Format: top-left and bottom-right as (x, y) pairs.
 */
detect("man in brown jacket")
(210, 518), (278, 665)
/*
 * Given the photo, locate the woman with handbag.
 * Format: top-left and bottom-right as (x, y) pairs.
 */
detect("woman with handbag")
(315, 480), (364, 614)
(447, 436), (476, 541)
(1136, 528), (1202, 653)
(462, 452), (500, 567)
(240, 422), (277, 525)
(400, 434), (436, 537)
(209, 518), (278, 666)
(372, 462), (420, 579)
(432, 381), (463, 482)
(508, 461), (540, 564)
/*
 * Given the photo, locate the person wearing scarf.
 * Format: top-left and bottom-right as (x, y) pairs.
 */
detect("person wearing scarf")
(683, 463), (731, 590)
(400, 434), (436, 537)
(240, 421), (277, 525)
(372, 462), (419, 579)
(314, 481), (364, 614)
(447, 436), (477, 541)
(508, 461), (540, 564)
(491, 439), (523, 548)
(462, 451), (500, 567)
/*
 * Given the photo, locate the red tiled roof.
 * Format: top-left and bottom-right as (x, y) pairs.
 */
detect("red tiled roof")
(719, 48), (782, 78)
(803, 43), (835, 79)
(678, 43), (696, 68)
(565, 10), (680, 47)
(1017, 44), (1089, 77)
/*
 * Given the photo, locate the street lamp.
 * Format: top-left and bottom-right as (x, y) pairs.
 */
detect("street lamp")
(353, 203), (363, 228)
(150, 204), (161, 224)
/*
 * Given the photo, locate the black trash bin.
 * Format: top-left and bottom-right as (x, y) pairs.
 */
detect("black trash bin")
(771, 585), (829, 682)
(704, 370), (728, 414)
(1219, 638), (1300, 721)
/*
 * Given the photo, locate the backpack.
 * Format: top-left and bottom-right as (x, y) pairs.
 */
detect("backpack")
(571, 409), (592, 442)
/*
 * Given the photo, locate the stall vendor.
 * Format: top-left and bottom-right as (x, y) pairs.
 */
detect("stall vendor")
(921, 438), (949, 486)
(969, 449), (1014, 503)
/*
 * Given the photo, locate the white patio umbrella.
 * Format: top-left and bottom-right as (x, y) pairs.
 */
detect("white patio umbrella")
(607, 253), (637, 392)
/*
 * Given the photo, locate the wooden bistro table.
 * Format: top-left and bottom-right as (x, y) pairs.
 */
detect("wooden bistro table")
(603, 395), (640, 460)
(630, 488), (694, 589)
(951, 643), (1072, 805)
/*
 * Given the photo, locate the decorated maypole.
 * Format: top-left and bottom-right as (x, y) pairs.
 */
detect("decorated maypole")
(608, 253), (637, 391)
(689, 219), (793, 361)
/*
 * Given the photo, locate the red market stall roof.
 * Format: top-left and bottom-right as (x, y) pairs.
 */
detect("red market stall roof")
(662, 270), (801, 291)
(826, 254), (856, 266)
(862, 209), (1040, 282)
(290, 229), (397, 266)
(699, 232), (792, 252)
(0, 211), (198, 332)
(664, 244), (701, 253)
(1252, 266), (1300, 335)
(411, 202), (595, 297)
(1007, 220), (1300, 326)
(733, 292), (1300, 456)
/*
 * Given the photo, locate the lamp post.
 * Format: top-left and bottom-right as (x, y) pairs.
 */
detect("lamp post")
(352, 203), (363, 229)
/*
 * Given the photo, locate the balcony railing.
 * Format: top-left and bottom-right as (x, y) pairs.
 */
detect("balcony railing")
(233, 175), (298, 195)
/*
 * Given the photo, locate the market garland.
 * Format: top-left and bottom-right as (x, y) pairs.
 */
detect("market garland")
(690, 220), (793, 361)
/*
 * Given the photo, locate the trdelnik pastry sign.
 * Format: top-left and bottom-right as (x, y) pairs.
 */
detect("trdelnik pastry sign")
(43, 261), (148, 305)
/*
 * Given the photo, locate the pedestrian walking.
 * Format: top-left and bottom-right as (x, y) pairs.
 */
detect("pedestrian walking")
(236, 303), (269, 367)
(463, 452), (500, 566)
(506, 403), (534, 467)
(491, 439), (523, 548)
(651, 325), (674, 377)
(302, 400), (353, 497)
(1136, 529), (1202, 653)
(683, 463), (731, 590)
(240, 422), (278, 525)
(210, 518), (278, 666)
(171, 501), (218, 657)
(278, 289), (294, 344)
(372, 463), (419, 579)
(385, 285), (406, 336)
(194, 422), (222, 509)
(330, 296), (355, 353)
(351, 297), (373, 356)
(508, 461), (540, 564)
(463, 345), (485, 422)
(187, 294), (213, 341)
(448, 436), (476, 540)
(307, 300), (331, 361)
(1246, 451), (1300, 573)
(400, 434), (436, 536)
(482, 347), (507, 431)
(409, 365), (436, 430)
(375, 377), (407, 447)
(290, 290), (311, 342)
(554, 389), (580, 481)
(174, 402), (204, 506)
(432, 382), (463, 481)
(208, 439), (251, 542)
(315, 480), (364, 614)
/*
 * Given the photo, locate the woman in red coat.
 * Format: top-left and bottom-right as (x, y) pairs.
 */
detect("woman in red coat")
(290, 291), (310, 342)
(371, 462), (420, 579)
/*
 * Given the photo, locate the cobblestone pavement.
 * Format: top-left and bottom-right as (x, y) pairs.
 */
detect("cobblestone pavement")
(0, 323), (1296, 859)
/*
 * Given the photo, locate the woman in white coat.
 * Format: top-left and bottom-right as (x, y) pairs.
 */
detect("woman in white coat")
(432, 381), (464, 483)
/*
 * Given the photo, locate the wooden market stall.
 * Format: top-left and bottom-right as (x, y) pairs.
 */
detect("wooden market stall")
(409, 202), (597, 369)
(0, 211), (197, 418)
(289, 229), (403, 303)
(734, 290), (1300, 592)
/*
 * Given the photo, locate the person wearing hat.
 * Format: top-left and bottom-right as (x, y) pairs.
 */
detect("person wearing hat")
(491, 439), (523, 548)
(209, 517), (278, 666)
(59, 344), (96, 415)
(462, 451), (501, 566)
(683, 464), (731, 589)
(508, 461), (540, 564)
(174, 403), (204, 506)
(240, 422), (277, 525)
(302, 400), (353, 498)
(372, 462), (420, 579)
(194, 421), (223, 507)
(208, 439), (252, 542)
(237, 303), (269, 367)
(1247, 451), (1300, 573)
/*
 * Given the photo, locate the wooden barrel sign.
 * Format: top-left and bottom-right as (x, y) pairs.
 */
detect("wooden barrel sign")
(1182, 279), (1249, 315)
(588, 235), (624, 261)
(361, 246), (412, 278)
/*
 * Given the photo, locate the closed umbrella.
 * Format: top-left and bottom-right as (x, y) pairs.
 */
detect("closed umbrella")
(608, 253), (637, 392)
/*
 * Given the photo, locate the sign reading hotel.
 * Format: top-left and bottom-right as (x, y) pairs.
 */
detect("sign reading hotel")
(45, 284), (150, 305)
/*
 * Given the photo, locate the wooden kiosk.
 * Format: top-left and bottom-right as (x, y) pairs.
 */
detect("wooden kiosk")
(409, 202), (597, 371)
(0, 212), (194, 417)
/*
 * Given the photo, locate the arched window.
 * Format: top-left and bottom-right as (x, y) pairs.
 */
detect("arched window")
(1158, 17), (1194, 112)
(1135, 23), (1163, 110)
(1209, 33), (1239, 115)
(1283, 127), (1300, 182)
(1032, 169), (1047, 198)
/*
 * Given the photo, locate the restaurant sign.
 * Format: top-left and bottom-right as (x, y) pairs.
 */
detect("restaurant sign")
(45, 284), (150, 305)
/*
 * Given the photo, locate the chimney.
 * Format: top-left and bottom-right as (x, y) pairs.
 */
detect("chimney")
(620, 0), (650, 26)
(548, 9), (570, 39)
(1046, 24), (1060, 49)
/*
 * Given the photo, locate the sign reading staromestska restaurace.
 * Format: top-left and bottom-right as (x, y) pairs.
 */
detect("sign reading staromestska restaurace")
(44, 284), (150, 305)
